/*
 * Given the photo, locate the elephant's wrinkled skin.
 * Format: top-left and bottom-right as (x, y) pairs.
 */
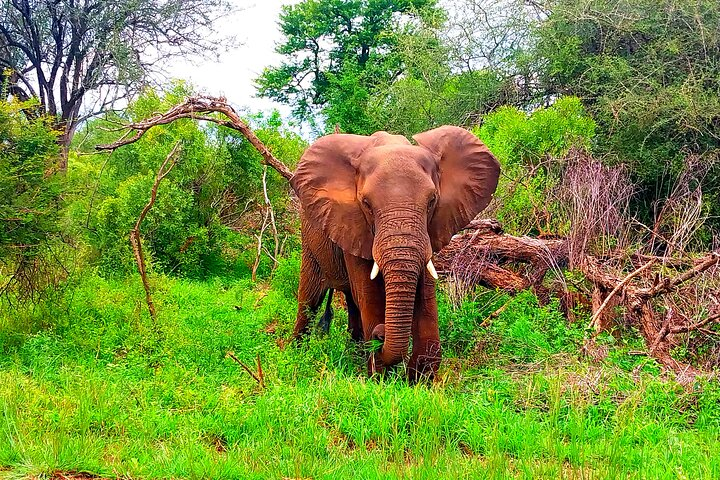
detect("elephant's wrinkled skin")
(290, 126), (500, 382)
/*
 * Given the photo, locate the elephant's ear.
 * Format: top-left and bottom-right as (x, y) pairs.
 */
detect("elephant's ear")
(290, 134), (375, 260)
(413, 126), (500, 252)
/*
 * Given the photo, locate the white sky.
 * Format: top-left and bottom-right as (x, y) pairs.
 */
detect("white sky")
(167, 0), (299, 116)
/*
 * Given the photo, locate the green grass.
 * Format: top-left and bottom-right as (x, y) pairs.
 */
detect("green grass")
(1, 270), (720, 479)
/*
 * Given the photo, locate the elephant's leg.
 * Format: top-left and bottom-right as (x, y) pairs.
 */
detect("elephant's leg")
(343, 254), (385, 341)
(317, 288), (334, 335)
(408, 273), (441, 383)
(293, 251), (328, 339)
(344, 291), (363, 342)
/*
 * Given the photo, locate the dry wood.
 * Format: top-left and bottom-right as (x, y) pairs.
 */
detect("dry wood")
(437, 217), (720, 374)
(261, 165), (281, 268)
(226, 351), (265, 388)
(252, 206), (271, 282)
(480, 298), (513, 328)
(130, 142), (181, 322)
(587, 258), (657, 331)
(637, 252), (719, 299)
(251, 166), (282, 281)
(436, 222), (568, 295)
(96, 95), (294, 181)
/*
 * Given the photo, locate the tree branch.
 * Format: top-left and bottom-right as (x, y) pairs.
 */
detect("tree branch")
(130, 141), (182, 322)
(96, 95), (294, 181)
(587, 259), (657, 331)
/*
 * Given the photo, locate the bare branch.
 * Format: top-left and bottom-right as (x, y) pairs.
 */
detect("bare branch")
(588, 259), (657, 331)
(96, 95), (294, 181)
(129, 141), (182, 322)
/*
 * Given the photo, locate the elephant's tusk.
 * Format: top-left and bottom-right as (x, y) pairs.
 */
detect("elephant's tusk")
(426, 260), (439, 280)
(370, 261), (380, 280)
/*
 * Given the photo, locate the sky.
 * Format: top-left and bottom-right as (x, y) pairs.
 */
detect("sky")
(167, 0), (299, 116)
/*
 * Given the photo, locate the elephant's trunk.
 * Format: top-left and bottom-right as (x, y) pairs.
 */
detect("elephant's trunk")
(375, 254), (421, 368)
(371, 208), (431, 371)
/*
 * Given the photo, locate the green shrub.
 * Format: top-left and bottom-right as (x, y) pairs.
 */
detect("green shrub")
(270, 249), (301, 300)
(439, 288), (584, 365)
(473, 97), (595, 235)
(0, 99), (65, 300)
(486, 291), (583, 364)
(476, 96), (595, 167)
(69, 85), (304, 279)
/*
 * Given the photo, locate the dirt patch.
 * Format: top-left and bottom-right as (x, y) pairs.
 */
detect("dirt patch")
(208, 434), (228, 454)
(458, 441), (474, 456)
(32, 471), (108, 480)
(263, 320), (278, 334)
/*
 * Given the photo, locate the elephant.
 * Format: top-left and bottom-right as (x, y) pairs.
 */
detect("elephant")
(290, 126), (500, 382)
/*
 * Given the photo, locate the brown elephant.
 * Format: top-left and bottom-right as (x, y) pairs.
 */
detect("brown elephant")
(290, 126), (500, 382)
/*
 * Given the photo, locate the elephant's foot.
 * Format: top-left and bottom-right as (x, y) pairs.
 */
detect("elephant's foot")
(366, 324), (439, 383)
(292, 319), (315, 342)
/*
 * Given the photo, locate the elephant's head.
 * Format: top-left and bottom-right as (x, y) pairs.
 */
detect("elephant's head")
(291, 126), (500, 371)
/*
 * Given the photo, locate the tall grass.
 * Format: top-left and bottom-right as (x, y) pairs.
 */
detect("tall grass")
(1, 268), (719, 479)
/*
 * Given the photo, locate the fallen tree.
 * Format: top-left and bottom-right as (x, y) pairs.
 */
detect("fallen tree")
(435, 153), (720, 379)
(435, 219), (719, 377)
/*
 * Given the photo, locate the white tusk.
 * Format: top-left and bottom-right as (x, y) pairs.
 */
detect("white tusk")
(370, 261), (380, 280)
(426, 259), (439, 280)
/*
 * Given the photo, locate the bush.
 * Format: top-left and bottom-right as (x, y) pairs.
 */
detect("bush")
(438, 288), (584, 364)
(474, 97), (596, 235)
(271, 249), (301, 300)
(0, 99), (65, 300)
(69, 85), (304, 279)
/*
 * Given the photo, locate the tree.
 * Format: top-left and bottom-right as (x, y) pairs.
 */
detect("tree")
(442, 0), (539, 74)
(256, 0), (440, 133)
(365, 24), (515, 136)
(0, 98), (62, 300)
(0, 0), (232, 170)
(532, 0), (720, 228)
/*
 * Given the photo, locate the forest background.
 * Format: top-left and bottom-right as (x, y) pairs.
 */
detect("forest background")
(1, 0), (720, 477)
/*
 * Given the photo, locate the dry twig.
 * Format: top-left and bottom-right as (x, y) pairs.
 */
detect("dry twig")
(226, 351), (265, 388)
(130, 142), (181, 322)
(587, 258), (657, 331)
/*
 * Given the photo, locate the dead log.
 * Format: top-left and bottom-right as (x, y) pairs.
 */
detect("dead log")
(437, 219), (720, 375)
(435, 221), (568, 294)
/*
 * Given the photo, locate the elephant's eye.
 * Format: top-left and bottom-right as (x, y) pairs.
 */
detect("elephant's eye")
(362, 198), (372, 213)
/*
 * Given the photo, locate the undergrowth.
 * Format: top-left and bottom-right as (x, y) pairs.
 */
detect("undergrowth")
(1, 259), (719, 479)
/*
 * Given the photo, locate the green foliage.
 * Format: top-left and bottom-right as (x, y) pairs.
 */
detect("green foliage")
(365, 26), (513, 136)
(533, 0), (720, 227)
(69, 84), (305, 278)
(476, 96), (595, 166)
(473, 97), (595, 234)
(256, 0), (441, 132)
(0, 99), (67, 299)
(0, 100), (61, 258)
(2, 275), (720, 478)
(438, 288), (584, 363)
(484, 292), (583, 364)
(270, 249), (302, 300)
